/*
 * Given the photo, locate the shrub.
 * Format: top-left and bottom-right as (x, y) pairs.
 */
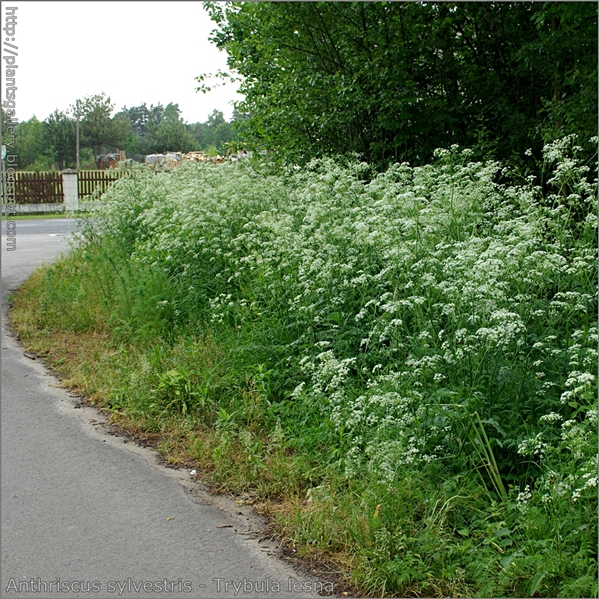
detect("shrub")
(43, 138), (597, 596)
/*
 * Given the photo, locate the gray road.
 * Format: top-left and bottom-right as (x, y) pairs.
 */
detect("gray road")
(1, 219), (326, 599)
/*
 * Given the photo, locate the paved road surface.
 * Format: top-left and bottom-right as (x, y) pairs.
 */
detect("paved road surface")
(1, 219), (326, 599)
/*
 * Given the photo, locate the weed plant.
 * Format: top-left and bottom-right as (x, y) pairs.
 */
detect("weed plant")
(26, 137), (597, 597)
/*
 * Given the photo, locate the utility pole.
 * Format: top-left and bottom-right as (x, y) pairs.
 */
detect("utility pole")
(75, 100), (81, 171)
(76, 113), (80, 171)
(72, 99), (82, 171)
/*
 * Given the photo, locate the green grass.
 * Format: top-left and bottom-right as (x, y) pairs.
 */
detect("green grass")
(10, 137), (598, 597)
(3, 211), (93, 220)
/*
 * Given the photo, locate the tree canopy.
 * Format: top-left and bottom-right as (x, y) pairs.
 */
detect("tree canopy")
(206, 2), (598, 168)
(77, 93), (125, 158)
(44, 109), (77, 170)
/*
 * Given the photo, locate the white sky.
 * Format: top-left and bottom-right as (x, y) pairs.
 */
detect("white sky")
(3, 1), (243, 124)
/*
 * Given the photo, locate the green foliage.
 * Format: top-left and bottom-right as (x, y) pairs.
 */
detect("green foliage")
(153, 367), (202, 415)
(43, 109), (76, 169)
(115, 102), (165, 155)
(205, 2), (597, 169)
(38, 141), (597, 596)
(77, 92), (127, 157)
(524, 4), (599, 146)
(116, 103), (241, 155)
(13, 117), (53, 169)
(25, 156), (57, 172)
(145, 102), (198, 153)
(7, 95), (136, 170)
(190, 109), (239, 154)
(153, 120), (198, 154)
(9, 98), (242, 168)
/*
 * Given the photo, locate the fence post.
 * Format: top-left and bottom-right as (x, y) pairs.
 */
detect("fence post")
(62, 169), (78, 211)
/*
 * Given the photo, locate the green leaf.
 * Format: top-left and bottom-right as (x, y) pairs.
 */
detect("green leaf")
(529, 570), (547, 596)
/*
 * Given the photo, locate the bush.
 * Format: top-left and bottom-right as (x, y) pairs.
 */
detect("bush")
(44, 138), (597, 596)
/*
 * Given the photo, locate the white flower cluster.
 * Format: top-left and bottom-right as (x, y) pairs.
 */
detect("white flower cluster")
(92, 141), (597, 485)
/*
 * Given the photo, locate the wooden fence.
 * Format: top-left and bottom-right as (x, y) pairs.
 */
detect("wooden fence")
(78, 170), (126, 198)
(5, 170), (128, 204)
(12, 172), (63, 204)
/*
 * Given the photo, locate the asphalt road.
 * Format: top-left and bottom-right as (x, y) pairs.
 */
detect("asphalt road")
(1, 219), (326, 599)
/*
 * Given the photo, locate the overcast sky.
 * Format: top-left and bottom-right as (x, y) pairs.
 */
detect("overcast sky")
(4, 1), (243, 124)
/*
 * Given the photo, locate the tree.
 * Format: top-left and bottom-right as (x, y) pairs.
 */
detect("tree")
(163, 102), (182, 123)
(190, 109), (241, 154)
(148, 102), (198, 152)
(78, 93), (126, 157)
(116, 102), (201, 154)
(206, 109), (225, 129)
(115, 103), (163, 155)
(205, 2), (597, 168)
(14, 117), (54, 170)
(43, 109), (76, 170)
(152, 118), (198, 153)
(519, 3), (598, 146)
(112, 111), (134, 153)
